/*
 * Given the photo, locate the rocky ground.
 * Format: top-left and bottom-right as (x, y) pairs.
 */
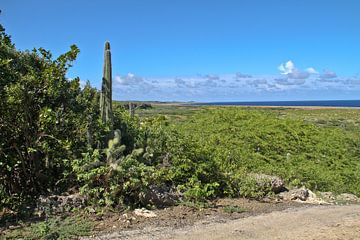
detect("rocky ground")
(1, 192), (359, 239)
(88, 198), (306, 233)
(83, 202), (360, 240)
(79, 180), (360, 240)
(2, 182), (359, 239)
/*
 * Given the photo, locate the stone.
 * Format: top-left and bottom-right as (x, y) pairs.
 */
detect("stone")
(139, 184), (179, 207)
(291, 188), (309, 201)
(279, 187), (309, 201)
(279, 188), (332, 205)
(134, 208), (157, 218)
(251, 173), (285, 193)
(336, 193), (359, 203)
(36, 193), (87, 215)
(306, 189), (318, 201)
(318, 192), (336, 202)
(306, 190), (330, 205)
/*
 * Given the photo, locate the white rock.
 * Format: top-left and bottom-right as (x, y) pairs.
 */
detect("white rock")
(279, 188), (332, 205)
(251, 173), (285, 193)
(305, 190), (330, 205)
(134, 208), (157, 218)
(336, 193), (359, 202)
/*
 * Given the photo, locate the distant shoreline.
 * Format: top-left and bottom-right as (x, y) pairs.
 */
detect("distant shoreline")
(191, 100), (360, 108)
(115, 100), (360, 108)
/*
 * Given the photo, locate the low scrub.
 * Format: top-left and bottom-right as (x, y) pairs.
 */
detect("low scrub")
(173, 108), (360, 196)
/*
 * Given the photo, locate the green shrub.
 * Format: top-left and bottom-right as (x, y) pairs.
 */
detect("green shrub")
(0, 24), (106, 210)
(173, 108), (360, 196)
(3, 215), (93, 240)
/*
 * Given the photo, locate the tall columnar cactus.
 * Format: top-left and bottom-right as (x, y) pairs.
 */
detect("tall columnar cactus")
(100, 41), (113, 128)
(129, 102), (135, 118)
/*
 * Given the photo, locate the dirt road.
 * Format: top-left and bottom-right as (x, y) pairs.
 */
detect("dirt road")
(86, 204), (360, 240)
(171, 205), (360, 240)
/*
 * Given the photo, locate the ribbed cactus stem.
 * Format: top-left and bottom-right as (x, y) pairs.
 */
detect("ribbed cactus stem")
(100, 41), (113, 128)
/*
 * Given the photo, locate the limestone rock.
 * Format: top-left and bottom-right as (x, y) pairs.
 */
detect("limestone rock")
(336, 193), (359, 203)
(251, 173), (285, 193)
(279, 187), (309, 201)
(318, 192), (336, 202)
(279, 188), (332, 205)
(139, 184), (179, 207)
(36, 193), (87, 215)
(134, 208), (157, 218)
(305, 190), (330, 205)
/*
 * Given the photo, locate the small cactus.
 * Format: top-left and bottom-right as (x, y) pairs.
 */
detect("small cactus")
(107, 129), (126, 167)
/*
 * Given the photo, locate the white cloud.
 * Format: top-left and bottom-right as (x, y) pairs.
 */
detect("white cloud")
(204, 74), (220, 80)
(278, 60), (295, 74)
(203, 79), (218, 87)
(114, 72), (144, 86)
(320, 70), (337, 79)
(306, 67), (318, 74)
(288, 71), (310, 80)
(343, 77), (360, 85)
(247, 79), (268, 87)
(316, 78), (341, 83)
(172, 75), (223, 89)
(174, 78), (187, 87)
(235, 72), (252, 79)
(278, 60), (317, 79)
(109, 65), (357, 101)
(275, 78), (305, 85)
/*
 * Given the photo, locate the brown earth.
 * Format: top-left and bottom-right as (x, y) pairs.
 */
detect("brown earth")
(82, 199), (360, 240)
(89, 198), (305, 233)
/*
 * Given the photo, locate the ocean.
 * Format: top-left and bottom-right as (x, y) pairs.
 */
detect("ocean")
(195, 100), (360, 107)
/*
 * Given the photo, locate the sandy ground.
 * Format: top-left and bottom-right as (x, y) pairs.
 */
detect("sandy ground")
(84, 204), (360, 240)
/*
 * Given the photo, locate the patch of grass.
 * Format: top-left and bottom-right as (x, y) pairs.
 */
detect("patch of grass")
(223, 205), (247, 214)
(2, 215), (94, 240)
(179, 201), (213, 209)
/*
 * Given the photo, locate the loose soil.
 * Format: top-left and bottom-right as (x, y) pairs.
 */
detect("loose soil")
(81, 198), (360, 240)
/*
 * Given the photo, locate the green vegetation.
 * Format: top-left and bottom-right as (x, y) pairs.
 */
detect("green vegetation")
(1, 22), (360, 239)
(0, 24), (86, 209)
(2, 215), (94, 239)
(171, 108), (360, 196)
(223, 205), (246, 214)
(135, 103), (201, 122)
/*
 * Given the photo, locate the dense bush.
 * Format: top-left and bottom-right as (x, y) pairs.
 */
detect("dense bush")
(173, 108), (360, 196)
(0, 24), (269, 210)
(0, 25), (106, 209)
(0, 24), (174, 210)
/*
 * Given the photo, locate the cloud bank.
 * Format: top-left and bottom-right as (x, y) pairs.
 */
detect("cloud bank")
(110, 60), (359, 102)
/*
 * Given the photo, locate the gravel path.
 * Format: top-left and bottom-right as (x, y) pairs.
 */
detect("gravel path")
(84, 204), (360, 240)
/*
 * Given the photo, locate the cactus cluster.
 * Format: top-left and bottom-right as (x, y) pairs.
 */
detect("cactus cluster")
(129, 102), (135, 118)
(106, 129), (126, 167)
(106, 129), (147, 169)
(100, 41), (113, 128)
(99, 41), (148, 169)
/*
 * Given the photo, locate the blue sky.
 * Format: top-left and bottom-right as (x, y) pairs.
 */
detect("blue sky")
(2, 0), (360, 101)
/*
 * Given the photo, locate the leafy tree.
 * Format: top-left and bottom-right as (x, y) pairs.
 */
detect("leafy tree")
(0, 24), (98, 209)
